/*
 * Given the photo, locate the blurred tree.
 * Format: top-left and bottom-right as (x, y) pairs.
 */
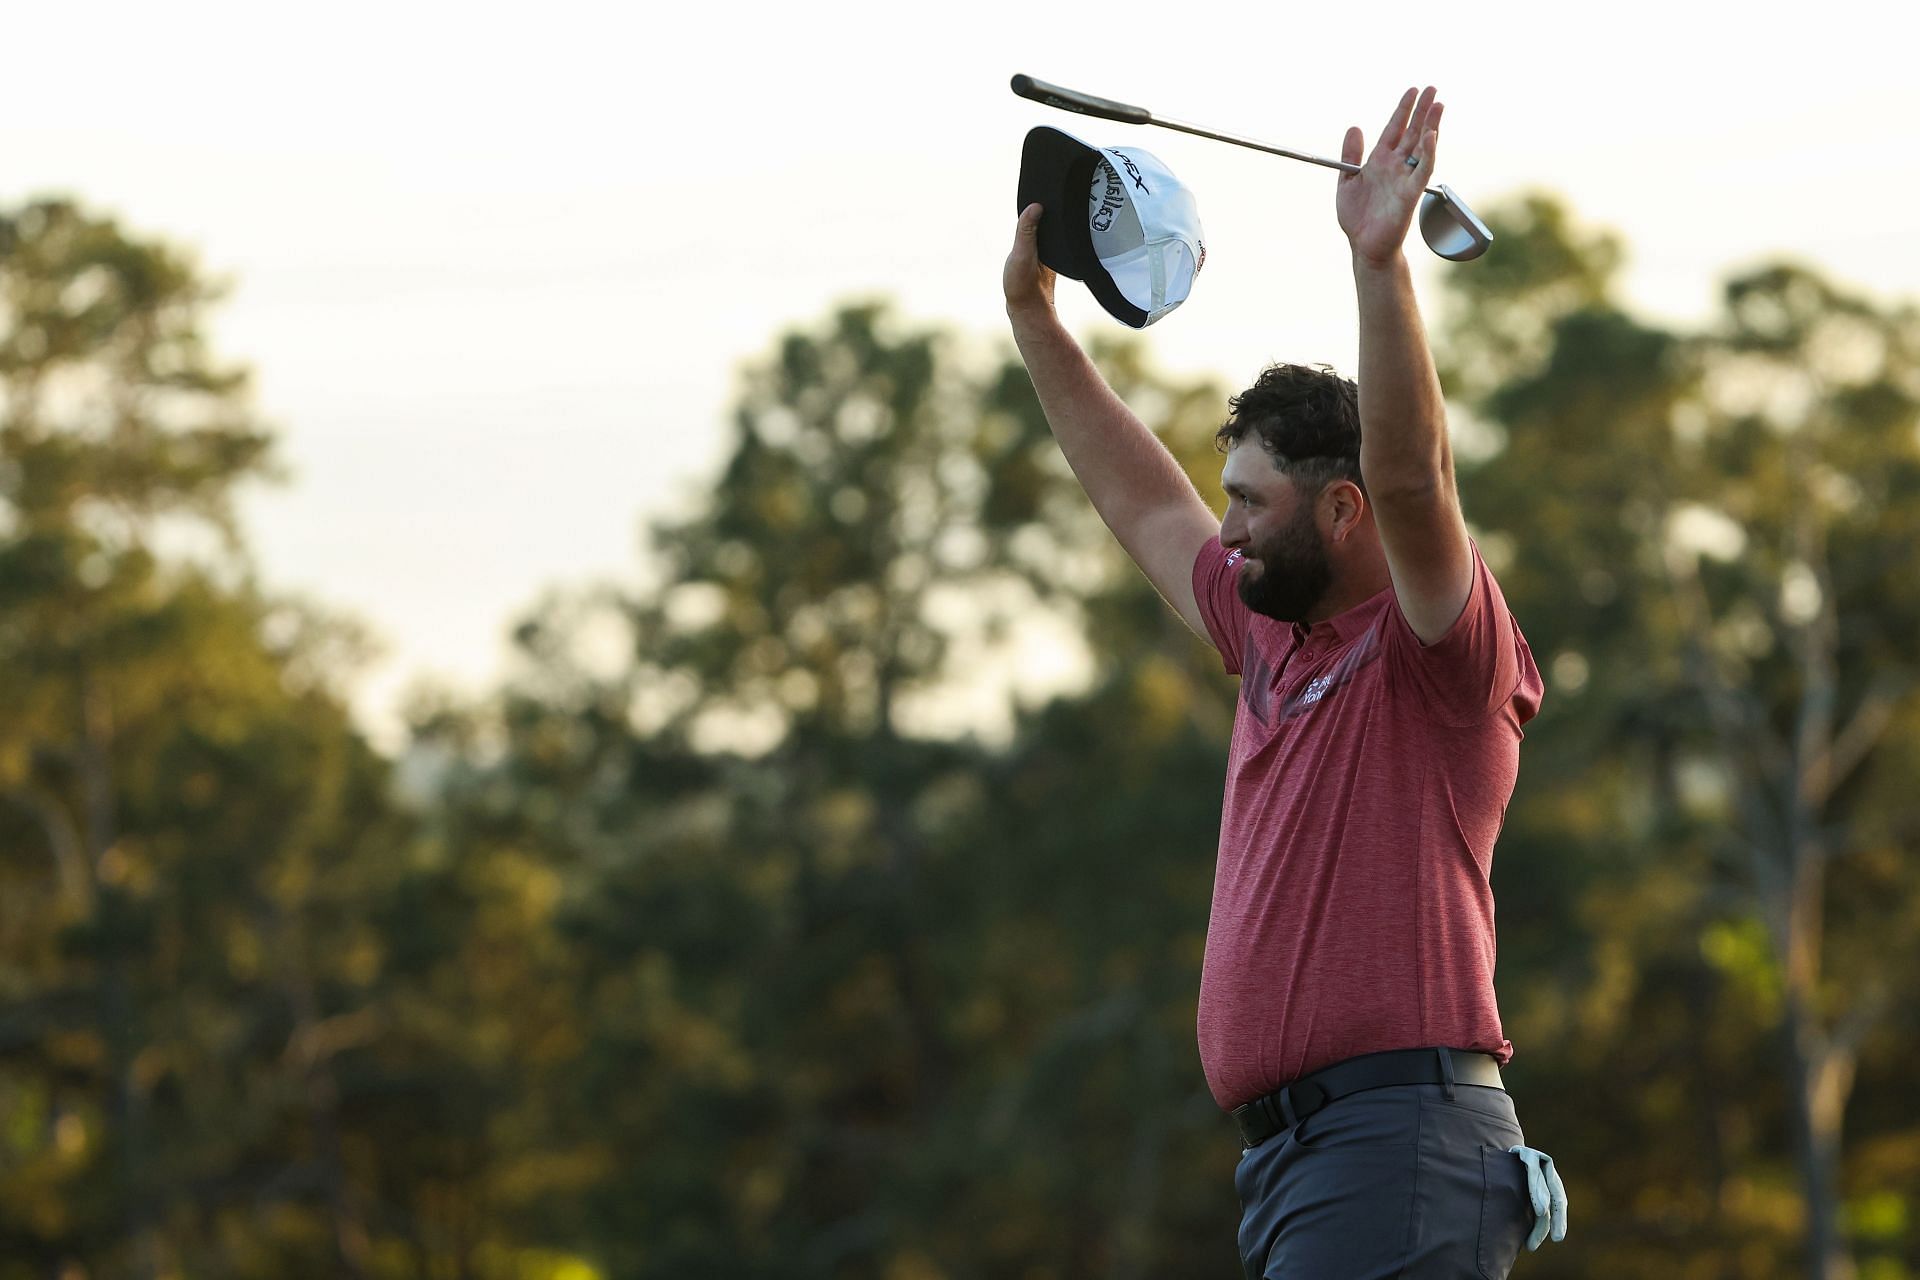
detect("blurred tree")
(1438, 195), (1920, 1279)
(430, 301), (1251, 1278)
(0, 199), (414, 1280)
(463, 252), (1920, 1277)
(18, 184), (1914, 1280)
(0, 195), (275, 1277)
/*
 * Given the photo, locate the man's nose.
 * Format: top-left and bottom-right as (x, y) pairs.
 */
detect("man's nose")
(1220, 508), (1245, 549)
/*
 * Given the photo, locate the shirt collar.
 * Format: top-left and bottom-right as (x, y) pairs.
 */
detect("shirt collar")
(1295, 586), (1395, 645)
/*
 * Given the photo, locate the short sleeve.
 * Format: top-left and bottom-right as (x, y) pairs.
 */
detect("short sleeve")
(1192, 536), (1252, 675)
(1382, 542), (1544, 727)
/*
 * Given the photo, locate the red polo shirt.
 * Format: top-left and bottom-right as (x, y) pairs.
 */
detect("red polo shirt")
(1190, 536), (1543, 1110)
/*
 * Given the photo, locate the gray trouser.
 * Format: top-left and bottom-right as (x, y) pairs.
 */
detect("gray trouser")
(1233, 1083), (1533, 1278)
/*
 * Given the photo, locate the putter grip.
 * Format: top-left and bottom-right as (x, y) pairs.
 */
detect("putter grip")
(1010, 74), (1151, 126)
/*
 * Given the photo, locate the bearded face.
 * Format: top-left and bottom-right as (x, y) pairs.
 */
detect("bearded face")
(1235, 493), (1333, 623)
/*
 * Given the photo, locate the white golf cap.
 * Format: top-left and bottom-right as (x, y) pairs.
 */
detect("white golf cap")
(1017, 126), (1205, 328)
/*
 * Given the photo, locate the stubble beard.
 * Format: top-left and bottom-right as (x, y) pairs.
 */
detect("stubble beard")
(1236, 502), (1333, 623)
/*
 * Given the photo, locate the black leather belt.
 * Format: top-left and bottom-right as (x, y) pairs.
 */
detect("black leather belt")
(1231, 1047), (1503, 1148)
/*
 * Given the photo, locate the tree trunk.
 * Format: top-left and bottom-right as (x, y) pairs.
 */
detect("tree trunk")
(1783, 996), (1855, 1280)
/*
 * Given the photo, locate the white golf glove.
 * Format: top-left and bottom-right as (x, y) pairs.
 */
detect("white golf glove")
(1508, 1146), (1568, 1250)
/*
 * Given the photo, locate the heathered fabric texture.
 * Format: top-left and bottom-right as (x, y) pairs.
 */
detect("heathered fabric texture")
(1191, 537), (1543, 1110)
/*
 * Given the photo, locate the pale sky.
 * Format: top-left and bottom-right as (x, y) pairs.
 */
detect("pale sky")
(5, 0), (1916, 747)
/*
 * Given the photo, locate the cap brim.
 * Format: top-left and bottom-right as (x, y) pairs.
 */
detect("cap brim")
(1017, 127), (1103, 285)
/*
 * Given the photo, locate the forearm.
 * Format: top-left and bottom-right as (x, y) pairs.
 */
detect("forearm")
(1008, 306), (1207, 533)
(1352, 251), (1451, 496)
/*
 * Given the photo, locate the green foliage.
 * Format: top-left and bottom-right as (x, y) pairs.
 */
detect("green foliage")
(415, 302), (1247, 1278)
(8, 190), (1920, 1279)
(0, 199), (474, 1280)
(1441, 198), (1920, 1278)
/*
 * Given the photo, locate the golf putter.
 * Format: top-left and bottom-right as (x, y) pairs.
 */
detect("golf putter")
(1010, 74), (1492, 262)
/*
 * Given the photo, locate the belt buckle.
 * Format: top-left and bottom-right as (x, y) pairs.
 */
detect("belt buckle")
(1240, 1077), (1329, 1147)
(1232, 1101), (1262, 1147)
(1236, 1093), (1290, 1148)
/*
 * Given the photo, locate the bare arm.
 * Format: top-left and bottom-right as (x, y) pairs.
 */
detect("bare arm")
(1004, 203), (1219, 641)
(1337, 87), (1474, 644)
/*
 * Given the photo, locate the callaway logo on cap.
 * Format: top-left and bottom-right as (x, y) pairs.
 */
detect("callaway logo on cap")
(1017, 126), (1205, 328)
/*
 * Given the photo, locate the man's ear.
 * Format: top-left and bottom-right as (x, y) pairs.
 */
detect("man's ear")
(1324, 479), (1368, 544)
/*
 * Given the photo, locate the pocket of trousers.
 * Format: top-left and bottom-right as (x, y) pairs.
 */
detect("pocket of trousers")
(1477, 1145), (1532, 1279)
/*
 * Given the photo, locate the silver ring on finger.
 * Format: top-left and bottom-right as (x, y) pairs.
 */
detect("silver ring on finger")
(1405, 154), (1421, 168)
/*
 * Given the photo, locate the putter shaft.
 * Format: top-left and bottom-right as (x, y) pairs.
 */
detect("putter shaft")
(1150, 115), (1446, 199)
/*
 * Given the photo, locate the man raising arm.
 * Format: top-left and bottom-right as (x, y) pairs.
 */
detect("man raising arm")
(1001, 203), (1220, 641)
(1338, 85), (1476, 644)
(1003, 84), (1566, 1277)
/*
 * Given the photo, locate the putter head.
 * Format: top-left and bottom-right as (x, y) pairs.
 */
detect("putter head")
(1419, 185), (1492, 261)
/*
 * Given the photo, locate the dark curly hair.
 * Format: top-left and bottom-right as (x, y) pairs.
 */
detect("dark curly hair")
(1214, 363), (1364, 495)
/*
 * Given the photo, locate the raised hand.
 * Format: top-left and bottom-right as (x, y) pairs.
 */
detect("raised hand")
(1004, 203), (1058, 318)
(1336, 86), (1442, 266)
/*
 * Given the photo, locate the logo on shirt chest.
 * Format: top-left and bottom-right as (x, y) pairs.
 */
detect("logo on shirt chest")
(1241, 625), (1381, 727)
